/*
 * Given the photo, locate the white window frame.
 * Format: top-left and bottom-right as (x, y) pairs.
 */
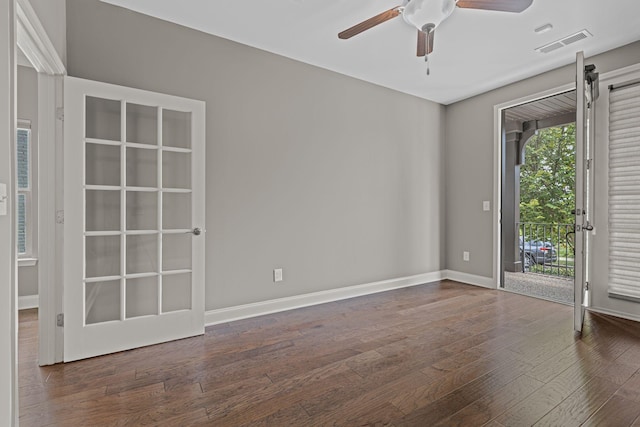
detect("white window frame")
(607, 78), (640, 302)
(17, 119), (36, 264)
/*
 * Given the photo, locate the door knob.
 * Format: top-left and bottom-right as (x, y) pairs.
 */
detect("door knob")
(190, 227), (202, 236)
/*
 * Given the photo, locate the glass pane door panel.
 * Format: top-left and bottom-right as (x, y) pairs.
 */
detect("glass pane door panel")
(126, 234), (158, 274)
(163, 151), (191, 189)
(163, 193), (191, 229)
(126, 191), (157, 230)
(162, 234), (191, 271)
(86, 144), (120, 186)
(162, 273), (191, 312)
(85, 280), (121, 325)
(86, 235), (121, 278)
(126, 147), (157, 188)
(86, 190), (120, 232)
(86, 96), (121, 141)
(126, 103), (157, 145)
(65, 76), (206, 362)
(126, 276), (158, 318)
(162, 109), (191, 149)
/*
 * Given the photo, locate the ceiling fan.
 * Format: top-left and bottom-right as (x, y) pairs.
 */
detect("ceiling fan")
(338, 0), (533, 74)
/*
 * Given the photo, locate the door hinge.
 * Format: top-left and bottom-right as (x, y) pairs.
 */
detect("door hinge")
(57, 313), (64, 327)
(56, 210), (64, 224)
(56, 107), (64, 121)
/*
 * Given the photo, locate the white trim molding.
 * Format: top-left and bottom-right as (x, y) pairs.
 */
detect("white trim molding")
(205, 272), (446, 326)
(14, 0), (66, 366)
(18, 257), (37, 267)
(18, 295), (38, 310)
(493, 82), (575, 290)
(37, 74), (64, 365)
(16, 0), (65, 75)
(588, 307), (640, 325)
(1, 0), (18, 422)
(444, 270), (496, 289)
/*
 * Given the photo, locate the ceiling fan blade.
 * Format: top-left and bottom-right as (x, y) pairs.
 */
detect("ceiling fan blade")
(417, 30), (435, 56)
(417, 30), (425, 57)
(456, 0), (533, 13)
(338, 7), (401, 39)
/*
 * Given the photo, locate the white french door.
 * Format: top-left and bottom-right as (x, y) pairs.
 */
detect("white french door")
(574, 52), (598, 332)
(63, 76), (205, 362)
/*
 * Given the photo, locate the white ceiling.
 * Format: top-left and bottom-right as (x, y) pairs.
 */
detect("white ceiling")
(101, 0), (640, 105)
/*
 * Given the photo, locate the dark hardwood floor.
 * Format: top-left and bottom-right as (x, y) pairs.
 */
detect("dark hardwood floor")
(18, 280), (640, 426)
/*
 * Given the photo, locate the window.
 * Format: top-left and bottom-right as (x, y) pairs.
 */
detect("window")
(17, 122), (32, 257)
(608, 82), (640, 301)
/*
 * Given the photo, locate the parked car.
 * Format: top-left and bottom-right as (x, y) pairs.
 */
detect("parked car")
(519, 237), (558, 266)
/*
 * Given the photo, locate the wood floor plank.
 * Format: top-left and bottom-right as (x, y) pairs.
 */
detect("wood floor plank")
(582, 395), (640, 426)
(434, 374), (544, 426)
(616, 370), (640, 402)
(533, 376), (621, 427)
(301, 371), (429, 424)
(617, 345), (640, 369)
(396, 357), (534, 424)
(494, 355), (609, 426)
(241, 403), (311, 427)
(526, 340), (596, 383)
(17, 280), (640, 426)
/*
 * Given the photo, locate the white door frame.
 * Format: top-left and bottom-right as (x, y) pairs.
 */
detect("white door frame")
(16, 0), (66, 366)
(492, 82), (575, 289)
(1, 0), (18, 422)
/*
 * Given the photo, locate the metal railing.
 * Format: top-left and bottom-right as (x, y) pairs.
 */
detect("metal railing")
(517, 222), (575, 278)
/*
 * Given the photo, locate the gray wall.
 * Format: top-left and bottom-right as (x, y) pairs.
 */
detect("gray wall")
(66, 0), (446, 310)
(29, 0), (66, 65)
(17, 65), (38, 298)
(445, 42), (640, 285)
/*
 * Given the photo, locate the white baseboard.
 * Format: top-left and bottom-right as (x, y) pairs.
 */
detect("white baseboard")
(19, 295), (38, 310)
(443, 270), (496, 289)
(588, 307), (640, 324)
(205, 271), (446, 326)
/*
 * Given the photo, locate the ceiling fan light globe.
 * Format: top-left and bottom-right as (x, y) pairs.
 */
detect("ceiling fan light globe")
(402, 0), (457, 31)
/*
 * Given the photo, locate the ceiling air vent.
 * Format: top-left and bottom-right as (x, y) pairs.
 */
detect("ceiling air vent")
(535, 29), (592, 54)
(561, 30), (592, 46)
(537, 42), (564, 54)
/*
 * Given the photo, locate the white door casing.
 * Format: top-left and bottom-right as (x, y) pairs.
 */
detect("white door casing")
(63, 76), (205, 362)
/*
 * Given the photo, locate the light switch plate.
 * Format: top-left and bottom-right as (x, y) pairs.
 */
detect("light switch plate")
(483, 201), (490, 211)
(274, 268), (283, 282)
(0, 183), (7, 216)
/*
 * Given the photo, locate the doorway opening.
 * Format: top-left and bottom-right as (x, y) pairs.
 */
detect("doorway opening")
(500, 90), (577, 305)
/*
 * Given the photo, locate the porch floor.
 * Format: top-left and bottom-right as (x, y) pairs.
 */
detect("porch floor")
(504, 271), (573, 305)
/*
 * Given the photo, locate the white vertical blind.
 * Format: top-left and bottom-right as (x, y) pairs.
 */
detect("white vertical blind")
(609, 83), (640, 301)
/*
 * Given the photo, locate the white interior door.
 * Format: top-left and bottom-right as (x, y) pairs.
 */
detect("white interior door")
(63, 76), (205, 362)
(574, 52), (598, 332)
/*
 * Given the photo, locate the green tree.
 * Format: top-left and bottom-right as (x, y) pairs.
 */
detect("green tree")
(519, 124), (576, 226)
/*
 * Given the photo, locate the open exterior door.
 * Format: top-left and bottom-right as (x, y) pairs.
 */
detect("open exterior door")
(63, 76), (206, 361)
(574, 52), (599, 333)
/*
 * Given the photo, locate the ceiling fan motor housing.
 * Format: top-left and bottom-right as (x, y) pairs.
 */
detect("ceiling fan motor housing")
(402, 0), (457, 30)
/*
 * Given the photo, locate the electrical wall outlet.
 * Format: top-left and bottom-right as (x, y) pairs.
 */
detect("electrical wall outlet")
(463, 251), (470, 261)
(273, 268), (283, 282)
